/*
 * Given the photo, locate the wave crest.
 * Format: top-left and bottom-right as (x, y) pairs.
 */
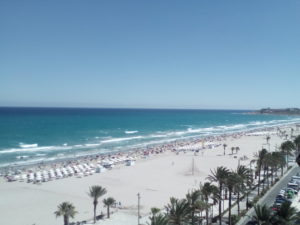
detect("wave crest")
(125, 130), (139, 134)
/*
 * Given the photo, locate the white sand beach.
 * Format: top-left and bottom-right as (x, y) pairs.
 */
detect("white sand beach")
(0, 125), (297, 225)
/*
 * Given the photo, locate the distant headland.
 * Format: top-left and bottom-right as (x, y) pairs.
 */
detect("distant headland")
(256, 108), (300, 115)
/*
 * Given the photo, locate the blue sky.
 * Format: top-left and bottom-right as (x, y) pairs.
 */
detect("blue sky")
(0, 1), (299, 109)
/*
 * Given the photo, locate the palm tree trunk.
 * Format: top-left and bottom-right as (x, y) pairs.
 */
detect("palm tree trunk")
(107, 206), (110, 218)
(258, 168), (261, 195)
(225, 188), (228, 200)
(262, 167), (266, 191)
(219, 185), (222, 225)
(228, 190), (232, 225)
(237, 191), (240, 215)
(271, 167), (274, 185)
(212, 204), (214, 223)
(246, 191), (249, 210)
(206, 207), (209, 225)
(204, 196), (208, 225)
(93, 203), (97, 223)
(200, 211), (203, 222)
(191, 209), (195, 225)
(64, 215), (69, 225)
(266, 167), (269, 189)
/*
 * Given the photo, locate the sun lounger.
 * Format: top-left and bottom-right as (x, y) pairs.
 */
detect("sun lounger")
(20, 174), (27, 181)
(28, 173), (34, 182)
(76, 172), (83, 178)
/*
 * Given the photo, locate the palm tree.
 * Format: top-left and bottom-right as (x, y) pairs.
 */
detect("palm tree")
(235, 147), (240, 154)
(150, 207), (161, 223)
(294, 135), (300, 155)
(54, 202), (77, 225)
(223, 144), (227, 155)
(225, 172), (241, 225)
(291, 128), (294, 139)
(200, 182), (219, 225)
(266, 135), (270, 144)
(231, 147), (235, 155)
(207, 166), (230, 225)
(148, 214), (169, 225)
(235, 165), (251, 215)
(265, 152), (284, 186)
(186, 190), (202, 225)
(250, 159), (256, 178)
(166, 197), (190, 225)
(194, 200), (209, 224)
(265, 153), (276, 186)
(264, 153), (273, 188)
(273, 202), (298, 225)
(245, 166), (254, 210)
(280, 141), (296, 167)
(266, 136), (271, 151)
(256, 148), (268, 195)
(88, 185), (107, 223)
(252, 204), (272, 225)
(103, 197), (116, 218)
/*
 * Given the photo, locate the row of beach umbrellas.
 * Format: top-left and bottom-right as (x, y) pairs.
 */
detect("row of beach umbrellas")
(8, 156), (137, 183)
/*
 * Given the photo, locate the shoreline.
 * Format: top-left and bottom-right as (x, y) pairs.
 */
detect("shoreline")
(1, 122), (298, 175)
(1, 113), (299, 171)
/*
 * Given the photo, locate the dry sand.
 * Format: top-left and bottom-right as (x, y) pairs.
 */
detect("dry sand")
(0, 126), (296, 225)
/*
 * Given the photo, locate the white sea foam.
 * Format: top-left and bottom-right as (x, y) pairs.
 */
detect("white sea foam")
(101, 136), (143, 143)
(125, 130), (139, 134)
(0, 145), (71, 154)
(147, 118), (300, 142)
(19, 143), (38, 148)
(249, 121), (268, 126)
(187, 127), (215, 133)
(131, 137), (182, 148)
(84, 143), (102, 147)
(74, 145), (84, 148)
(152, 118), (300, 139)
(218, 124), (247, 130)
(149, 134), (169, 138)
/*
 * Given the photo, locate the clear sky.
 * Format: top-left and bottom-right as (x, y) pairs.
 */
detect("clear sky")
(0, 1), (299, 110)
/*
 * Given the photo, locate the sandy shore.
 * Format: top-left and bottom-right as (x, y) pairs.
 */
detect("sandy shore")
(0, 125), (298, 225)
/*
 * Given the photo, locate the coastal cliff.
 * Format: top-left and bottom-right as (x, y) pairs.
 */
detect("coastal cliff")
(258, 108), (300, 115)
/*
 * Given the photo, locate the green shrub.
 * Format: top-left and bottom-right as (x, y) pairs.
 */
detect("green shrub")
(240, 209), (247, 217)
(231, 214), (240, 225)
(247, 201), (253, 209)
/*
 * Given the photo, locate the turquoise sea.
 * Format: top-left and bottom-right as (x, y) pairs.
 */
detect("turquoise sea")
(0, 107), (299, 167)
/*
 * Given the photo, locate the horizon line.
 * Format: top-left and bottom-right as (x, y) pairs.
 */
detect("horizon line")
(0, 105), (257, 111)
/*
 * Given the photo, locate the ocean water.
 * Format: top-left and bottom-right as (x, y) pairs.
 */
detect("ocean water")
(0, 107), (300, 167)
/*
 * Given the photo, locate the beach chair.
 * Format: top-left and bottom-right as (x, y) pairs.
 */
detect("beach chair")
(76, 172), (83, 178)
(28, 173), (34, 182)
(20, 174), (27, 182)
